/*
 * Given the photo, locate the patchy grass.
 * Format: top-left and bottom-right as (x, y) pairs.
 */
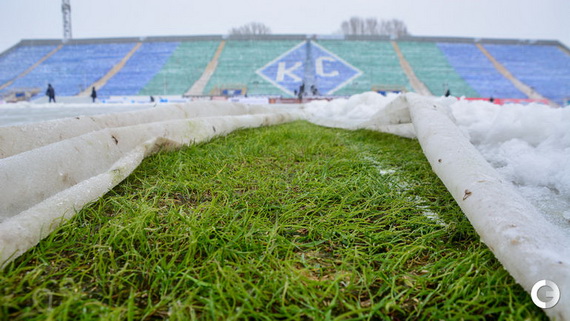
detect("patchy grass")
(1, 121), (546, 320)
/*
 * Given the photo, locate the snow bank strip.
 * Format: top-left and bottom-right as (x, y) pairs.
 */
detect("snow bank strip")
(406, 93), (570, 320)
(358, 94), (416, 139)
(301, 92), (416, 138)
(0, 110), (294, 221)
(0, 101), (281, 159)
(0, 111), (299, 267)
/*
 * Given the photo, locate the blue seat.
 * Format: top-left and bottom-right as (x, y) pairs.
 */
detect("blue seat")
(101, 42), (179, 96)
(0, 45), (58, 89)
(5, 43), (136, 96)
(484, 44), (570, 104)
(437, 43), (526, 99)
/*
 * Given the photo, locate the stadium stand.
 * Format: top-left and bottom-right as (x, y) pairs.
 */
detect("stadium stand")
(0, 36), (568, 103)
(0, 45), (59, 91)
(139, 41), (220, 96)
(397, 41), (479, 97)
(483, 44), (570, 105)
(391, 41), (431, 95)
(437, 43), (526, 99)
(204, 40), (300, 96)
(186, 41), (226, 96)
(100, 42), (179, 97)
(76, 43), (142, 97)
(475, 43), (551, 103)
(5, 43), (136, 96)
(316, 40), (411, 95)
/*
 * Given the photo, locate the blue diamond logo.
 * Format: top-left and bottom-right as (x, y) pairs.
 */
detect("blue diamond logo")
(256, 41), (361, 96)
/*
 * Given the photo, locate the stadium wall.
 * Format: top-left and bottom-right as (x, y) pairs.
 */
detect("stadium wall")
(7, 35), (568, 50)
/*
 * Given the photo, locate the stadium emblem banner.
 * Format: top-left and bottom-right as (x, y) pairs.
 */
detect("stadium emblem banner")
(256, 41), (361, 96)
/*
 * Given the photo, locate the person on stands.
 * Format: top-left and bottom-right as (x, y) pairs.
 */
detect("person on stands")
(91, 87), (97, 103)
(311, 85), (319, 96)
(46, 84), (56, 103)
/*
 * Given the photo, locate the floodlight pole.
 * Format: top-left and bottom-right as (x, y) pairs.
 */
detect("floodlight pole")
(62, 0), (72, 41)
(304, 39), (315, 95)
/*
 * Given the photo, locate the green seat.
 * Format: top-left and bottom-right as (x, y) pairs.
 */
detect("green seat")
(140, 41), (219, 95)
(398, 42), (478, 97)
(317, 40), (411, 95)
(205, 40), (300, 96)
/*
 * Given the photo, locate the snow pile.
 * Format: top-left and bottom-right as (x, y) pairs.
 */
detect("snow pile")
(451, 99), (570, 226)
(303, 92), (401, 128)
(303, 92), (416, 138)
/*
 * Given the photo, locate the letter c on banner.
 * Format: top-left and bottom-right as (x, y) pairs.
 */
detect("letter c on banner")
(316, 56), (339, 77)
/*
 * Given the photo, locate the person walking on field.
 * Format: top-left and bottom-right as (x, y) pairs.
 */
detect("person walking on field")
(91, 87), (97, 103)
(46, 84), (56, 103)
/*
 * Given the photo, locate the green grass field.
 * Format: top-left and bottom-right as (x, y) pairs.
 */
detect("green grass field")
(0, 121), (546, 320)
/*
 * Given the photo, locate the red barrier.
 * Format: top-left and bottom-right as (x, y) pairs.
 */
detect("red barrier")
(462, 97), (550, 105)
(272, 97), (338, 104)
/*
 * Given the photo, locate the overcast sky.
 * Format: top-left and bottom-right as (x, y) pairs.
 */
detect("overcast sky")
(0, 0), (569, 53)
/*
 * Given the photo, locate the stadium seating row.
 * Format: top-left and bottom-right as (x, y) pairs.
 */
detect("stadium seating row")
(5, 43), (135, 96)
(437, 43), (526, 99)
(0, 38), (567, 104)
(0, 45), (58, 88)
(484, 44), (570, 104)
(398, 42), (479, 97)
(317, 41), (410, 95)
(205, 40), (299, 96)
(138, 41), (220, 96)
(100, 42), (180, 97)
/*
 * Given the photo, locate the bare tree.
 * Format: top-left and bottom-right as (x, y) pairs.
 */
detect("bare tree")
(341, 17), (364, 35)
(229, 22), (272, 36)
(380, 19), (409, 37)
(364, 18), (379, 35)
(339, 17), (409, 37)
